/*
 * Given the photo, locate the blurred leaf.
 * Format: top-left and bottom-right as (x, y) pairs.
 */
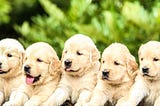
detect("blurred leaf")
(0, 0), (11, 24)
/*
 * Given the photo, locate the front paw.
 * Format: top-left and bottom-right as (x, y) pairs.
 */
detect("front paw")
(116, 101), (135, 106)
(24, 101), (39, 106)
(3, 101), (18, 106)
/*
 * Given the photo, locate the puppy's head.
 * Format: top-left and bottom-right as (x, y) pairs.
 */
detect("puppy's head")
(23, 42), (60, 85)
(100, 43), (138, 84)
(0, 38), (24, 78)
(138, 41), (160, 80)
(62, 34), (100, 76)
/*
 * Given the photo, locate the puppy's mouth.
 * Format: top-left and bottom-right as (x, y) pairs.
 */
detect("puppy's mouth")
(65, 68), (80, 72)
(25, 73), (41, 85)
(0, 69), (10, 74)
(102, 76), (109, 80)
(143, 73), (153, 78)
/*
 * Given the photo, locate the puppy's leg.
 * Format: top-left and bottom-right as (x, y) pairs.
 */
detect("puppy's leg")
(154, 96), (160, 106)
(116, 76), (149, 106)
(42, 87), (71, 106)
(3, 91), (28, 106)
(0, 91), (4, 105)
(74, 89), (92, 106)
(83, 82), (108, 106)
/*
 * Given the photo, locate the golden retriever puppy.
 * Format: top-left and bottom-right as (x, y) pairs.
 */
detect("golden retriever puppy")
(116, 41), (160, 106)
(84, 43), (138, 106)
(42, 34), (100, 106)
(3, 42), (61, 106)
(0, 38), (24, 105)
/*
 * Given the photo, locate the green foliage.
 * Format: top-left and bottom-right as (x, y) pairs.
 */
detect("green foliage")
(2, 0), (159, 59)
(0, 0), (11, 24)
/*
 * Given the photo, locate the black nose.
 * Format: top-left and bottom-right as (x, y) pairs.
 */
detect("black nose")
(142, 66), (149, 74)
(102, 70), (109, 77)
(64, 59), (72, 68)
(24, 65), (31, 73)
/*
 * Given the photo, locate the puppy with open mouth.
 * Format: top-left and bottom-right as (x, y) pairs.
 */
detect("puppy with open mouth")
(0, 38), (24, 105)
(84, 43), (138, 106)
(3, 42), (62, 106)
(42, 34), (100, 106)
(116, 41), (160, 106)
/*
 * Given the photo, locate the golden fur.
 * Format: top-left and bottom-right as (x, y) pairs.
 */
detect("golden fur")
(0, 38), (24, 105)
(84, 43), (138, 106)
(42, 34), (100, 106)
(116, 41), (160, 106)
(3, 42), (61, 106)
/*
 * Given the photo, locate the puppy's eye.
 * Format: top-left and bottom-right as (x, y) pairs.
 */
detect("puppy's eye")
(7, 53), (12, 57)
(153, 58), (159, 61)
(65, 50), (67, 53)
(102, 60), (105, 63)
(141, 58), (143, 61)
(77, 51), (83, 55)
(114, 61), (120, 65)
(37, 58), (43, 62)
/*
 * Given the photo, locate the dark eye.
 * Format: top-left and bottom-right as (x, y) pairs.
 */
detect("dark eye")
(102, 60), (105, 63)
(77, 51), (83, 55)
(114, 61), (120, 65)
(65, 50), (67, 53)
(7, 53), (12, 57)
(153, 57), (159, 61)
(37, 58), (43, 62)
(141, 58), (143, 61)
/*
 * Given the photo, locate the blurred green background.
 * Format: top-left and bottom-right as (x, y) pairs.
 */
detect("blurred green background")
(0, 0), (160, 60)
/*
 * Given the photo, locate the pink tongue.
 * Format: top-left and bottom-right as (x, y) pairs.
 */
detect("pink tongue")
(26, 76), (34, 85)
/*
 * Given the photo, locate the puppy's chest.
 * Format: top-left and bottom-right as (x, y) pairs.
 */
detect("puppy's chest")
(145, 82), (160, 105)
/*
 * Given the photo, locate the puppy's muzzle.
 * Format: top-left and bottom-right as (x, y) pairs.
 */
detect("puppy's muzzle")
(24, 65), (31, 74)
(142, 66), (149, 75)
(102, 69), (109, 80)
(64, 59), (72, 68)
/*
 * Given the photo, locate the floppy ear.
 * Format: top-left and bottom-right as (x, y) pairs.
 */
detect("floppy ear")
(127, 55), (138, 79)
(19, 51), (25, 67)
(49, 57), (61, 76)
(91, 47), (100, 63)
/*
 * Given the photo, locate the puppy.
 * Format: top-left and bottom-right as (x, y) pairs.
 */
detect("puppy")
(3, 42), (61, 106)
(0, 38), (24, 105)
(42, 34), (100, 106)
(116, 41), (160, 106)
(84, 43), (138, 106)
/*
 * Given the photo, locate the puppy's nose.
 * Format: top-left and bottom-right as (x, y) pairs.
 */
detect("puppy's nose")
(24, 65), (31, 73)
(142, 66), (149, 74)
(102, 69), (109, 77)
(64, 59), (72, 68)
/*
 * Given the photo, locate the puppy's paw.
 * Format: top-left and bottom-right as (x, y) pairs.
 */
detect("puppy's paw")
(116, 101), (135, 106)
(24, 101), (38, 106)
(42, 100), (57, 106)
(82, 102), (97, 106)
(3, 101), (17, 106)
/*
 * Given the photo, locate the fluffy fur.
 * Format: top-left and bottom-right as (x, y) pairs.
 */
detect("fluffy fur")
(42, 34), (100, 106)
(84, 43), (138, 106)
(0, 38), (24, 105)
(3, 42), (61, 106)
(116, 41), (160, 106)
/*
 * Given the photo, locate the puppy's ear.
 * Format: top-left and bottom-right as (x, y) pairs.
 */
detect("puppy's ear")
(19, 52), (25, 67)
(127, 55), (138, 79)
(49, 57), (61, 76)
(91, 47), (100, 63)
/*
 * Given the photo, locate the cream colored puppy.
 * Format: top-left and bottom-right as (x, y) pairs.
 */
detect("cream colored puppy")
(43, 34), (100, 106)
(0, 38), (24, 105)
(3, 42), (61, 106)
(116, 41), (160, 106)
(84, 43), (138, 106)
